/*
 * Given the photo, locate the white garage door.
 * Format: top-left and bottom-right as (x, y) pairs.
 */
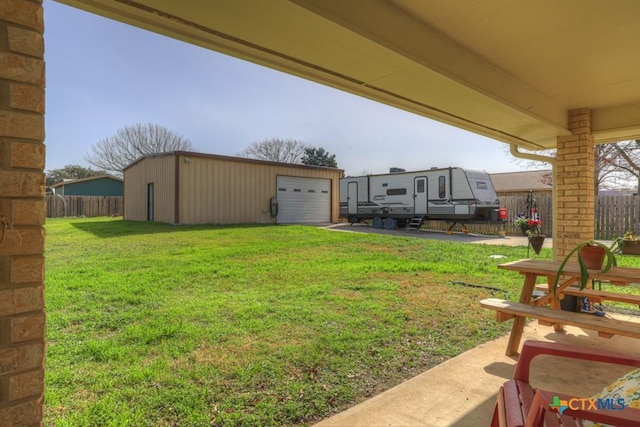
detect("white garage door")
(276, 176), (331, 223)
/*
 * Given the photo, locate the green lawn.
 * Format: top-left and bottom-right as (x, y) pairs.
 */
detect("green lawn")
(44, 218), (636, 426)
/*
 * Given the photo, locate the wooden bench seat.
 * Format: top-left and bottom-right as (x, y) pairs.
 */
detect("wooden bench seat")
(480, 298), (640, 339)
(534, 283), (640, 306)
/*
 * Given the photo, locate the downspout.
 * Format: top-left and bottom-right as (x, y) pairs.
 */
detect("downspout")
(509, 144), (557, 258)
(509, 144), (556, 167)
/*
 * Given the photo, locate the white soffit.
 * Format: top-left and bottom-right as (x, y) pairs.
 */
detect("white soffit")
(57, 0), (640, 149)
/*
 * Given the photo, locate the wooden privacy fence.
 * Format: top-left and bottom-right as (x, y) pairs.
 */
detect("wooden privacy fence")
(46, 195), (123, 218)
(596, 195), (640, 239)
(423, 195), (553, 237)
(424, 194), (640, 238)
(501, 195), (553, 237)
(44, 194), (640, 237)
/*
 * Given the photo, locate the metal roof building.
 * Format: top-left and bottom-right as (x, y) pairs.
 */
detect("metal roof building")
(123, 151), (343, 225)
(49, 175), (124, 197)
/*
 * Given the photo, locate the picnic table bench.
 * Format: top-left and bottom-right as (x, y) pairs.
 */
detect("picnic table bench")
(481, 259), (640, 355)
(535, 283), (640, 306)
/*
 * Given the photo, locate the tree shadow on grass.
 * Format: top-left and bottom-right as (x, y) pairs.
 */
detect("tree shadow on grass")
(70, 218), (276, 238)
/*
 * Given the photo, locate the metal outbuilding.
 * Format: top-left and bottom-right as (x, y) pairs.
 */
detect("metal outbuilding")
(123, 151), (343, 225)
(49, 174), (124, 197)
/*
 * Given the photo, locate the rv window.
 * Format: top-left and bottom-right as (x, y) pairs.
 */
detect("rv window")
(439, 176), (446, 198)
(476, 181), (488, 190)
(416, 180), (425, 193)
(387, 188), (407, 196)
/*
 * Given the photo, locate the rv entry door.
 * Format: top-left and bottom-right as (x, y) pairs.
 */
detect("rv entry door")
(414, 177), (427, 215)
(347, 181), (358, 215)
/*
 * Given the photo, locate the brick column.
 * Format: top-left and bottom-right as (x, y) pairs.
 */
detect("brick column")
(555, 108), (595, 259)
(0, 1), (46, 426)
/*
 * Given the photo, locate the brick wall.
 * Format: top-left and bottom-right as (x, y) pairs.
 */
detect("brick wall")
(555, 108), (596, 259)
(0, 1), (46, 426)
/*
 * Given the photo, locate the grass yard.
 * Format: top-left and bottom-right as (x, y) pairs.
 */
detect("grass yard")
(44, 217), (639, 426)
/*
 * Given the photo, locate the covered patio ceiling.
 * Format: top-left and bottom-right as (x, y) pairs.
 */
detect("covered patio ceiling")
(57, 0), (640, 151)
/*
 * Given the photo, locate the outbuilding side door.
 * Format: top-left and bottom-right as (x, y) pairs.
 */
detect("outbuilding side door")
(147, 183), (154, 221)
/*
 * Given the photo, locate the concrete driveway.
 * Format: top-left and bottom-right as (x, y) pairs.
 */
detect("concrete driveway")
(325, 223), (552, 249)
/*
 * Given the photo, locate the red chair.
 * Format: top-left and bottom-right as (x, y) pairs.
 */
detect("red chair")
(492, 340), (640, 427)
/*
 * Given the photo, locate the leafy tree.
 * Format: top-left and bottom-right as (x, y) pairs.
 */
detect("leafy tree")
(85, 123), (193, 173)
(46, 164), (105, 187)
(237, 138), (307, 163)
(301, 146), (338, 168)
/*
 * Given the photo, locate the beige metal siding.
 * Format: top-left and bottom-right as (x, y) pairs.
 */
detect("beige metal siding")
(124, 156), (175, 223)
(178, 155), (341, 224)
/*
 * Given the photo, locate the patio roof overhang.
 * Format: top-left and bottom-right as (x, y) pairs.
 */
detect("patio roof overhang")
(57, 0), (640, 151)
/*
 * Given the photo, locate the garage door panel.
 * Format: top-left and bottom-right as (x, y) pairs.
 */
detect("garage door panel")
(276, 176), (330, 223)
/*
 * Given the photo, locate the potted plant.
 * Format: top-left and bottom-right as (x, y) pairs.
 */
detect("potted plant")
(611, 231), (640, 255)
(514, 214), (531, 236)
(514, 204), (546, 254)
(526, 218), (545, 254)
(552, 240), (617, 294)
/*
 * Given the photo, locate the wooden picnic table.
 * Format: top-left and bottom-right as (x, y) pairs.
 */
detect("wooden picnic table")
(482, 259), (640, 356)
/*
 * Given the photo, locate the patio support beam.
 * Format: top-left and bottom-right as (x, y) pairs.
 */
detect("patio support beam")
(554, 108), (596, 259)
(0, 0), (46, 426)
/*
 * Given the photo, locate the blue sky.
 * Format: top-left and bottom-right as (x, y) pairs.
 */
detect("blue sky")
(44, 0), (523, 176)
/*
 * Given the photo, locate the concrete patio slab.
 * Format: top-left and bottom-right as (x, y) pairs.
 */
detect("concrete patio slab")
(314, 318), (640, 427)
(318, 223), (633, 426)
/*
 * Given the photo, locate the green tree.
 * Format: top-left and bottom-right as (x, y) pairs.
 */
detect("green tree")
(46, 164), (105, 188)
(301, 146), (338, 168)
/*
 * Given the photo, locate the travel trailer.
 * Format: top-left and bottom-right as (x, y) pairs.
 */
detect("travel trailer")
(339, 167), (503, 229)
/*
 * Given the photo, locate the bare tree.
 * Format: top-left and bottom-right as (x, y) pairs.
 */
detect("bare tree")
(598, 140), (640, 192)
(237, 138), (307, 163)
(85, 123), (193, 173)
(503, 142), (640, 193)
